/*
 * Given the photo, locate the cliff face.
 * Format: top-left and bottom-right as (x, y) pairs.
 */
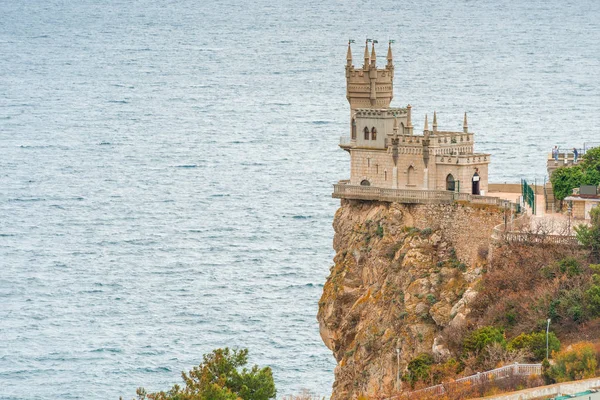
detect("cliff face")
(318, 200), (503, 399)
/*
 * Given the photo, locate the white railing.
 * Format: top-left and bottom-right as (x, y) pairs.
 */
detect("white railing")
(492, 223), (580, 246)
(389, 363), (542, 399)
(333, 184), (520, 210)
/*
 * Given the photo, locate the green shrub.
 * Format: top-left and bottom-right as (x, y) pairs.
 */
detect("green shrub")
(463, 326), (506, 354)
(548, 342), (597, 383)
(405, 353), (434, 386)
(426, 294), (437, 305)
(507, 332), (560, 361)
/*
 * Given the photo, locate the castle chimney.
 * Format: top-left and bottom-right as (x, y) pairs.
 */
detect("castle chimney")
(463, 112), (468, 133)
(433, 111), (438, 132)
(424, 114), (429, 132)
(363, 40), (370, 70)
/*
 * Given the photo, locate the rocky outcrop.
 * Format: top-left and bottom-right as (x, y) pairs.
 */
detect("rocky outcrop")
(317, 200), (503, 399)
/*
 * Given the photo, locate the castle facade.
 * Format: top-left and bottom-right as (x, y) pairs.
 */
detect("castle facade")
(339, 41), (490, 195)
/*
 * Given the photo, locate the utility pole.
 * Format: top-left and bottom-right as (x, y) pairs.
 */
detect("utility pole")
(546, 318), (551, 359)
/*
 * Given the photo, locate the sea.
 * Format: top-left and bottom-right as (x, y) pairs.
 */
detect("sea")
(0, 0), (599, 399)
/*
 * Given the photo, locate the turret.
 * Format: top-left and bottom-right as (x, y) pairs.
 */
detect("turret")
(346, 41), (353, 67)
(370, 41), (377, 68)
(433, 111), (438, 132)
(346, 39), (394, 111)
(407, 104), (413, 135)
(463, 112), (468, 133)
(424, 114), (429, 132)
(387, 41), (393, 69)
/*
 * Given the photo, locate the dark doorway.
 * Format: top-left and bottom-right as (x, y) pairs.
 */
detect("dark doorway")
(472, 171), (480, 195)
(446, 174), (455, 191)
(360, 180), (370, 186)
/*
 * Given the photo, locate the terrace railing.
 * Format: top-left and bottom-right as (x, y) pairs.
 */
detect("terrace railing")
(333, 183), (520, 211)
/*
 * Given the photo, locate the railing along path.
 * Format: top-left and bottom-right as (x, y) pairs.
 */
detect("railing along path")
(385, 363), (542, 399)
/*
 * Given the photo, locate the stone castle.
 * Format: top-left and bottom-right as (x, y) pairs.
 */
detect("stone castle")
(339, 40), (490, 195)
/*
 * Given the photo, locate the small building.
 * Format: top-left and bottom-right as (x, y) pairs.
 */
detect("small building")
(339, 41), (490, 195)
(565, 185), (600, 220)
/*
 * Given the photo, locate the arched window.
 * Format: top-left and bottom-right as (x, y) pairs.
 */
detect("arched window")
(446, 174), (456, 191)
(407, 166), (415, 185)
(384, 170), (387, 181)
(364, 127), (369, 140)
(371, 127), (377, 140)
(351, 119), (357, 140)
(360, 179), (370, 186)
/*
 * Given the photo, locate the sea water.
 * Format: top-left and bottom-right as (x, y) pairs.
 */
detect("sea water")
(0, 0), (599, 398)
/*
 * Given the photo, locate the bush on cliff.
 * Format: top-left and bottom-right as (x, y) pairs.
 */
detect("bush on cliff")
(576, 206), (600, 262)
(548, 342), (598, 383)
(462, 326), (506, 355)
(404, 353), (435, 388)
(130, 348), (276, 400)
(507, 332), (560, 361)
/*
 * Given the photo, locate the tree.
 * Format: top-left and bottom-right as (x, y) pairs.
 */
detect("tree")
(575, 206), (600, 261)
(462, 327), (506, 355)
(551, 166), (583, 201)
(133, 348), (276, 400)
(581, 147), (600, 172)
(550, 147), (600, 201)
(548, 342), (597, 382)
(507, 332), (560, 361)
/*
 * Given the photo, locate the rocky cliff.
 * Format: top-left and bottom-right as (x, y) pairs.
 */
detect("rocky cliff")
(318, 199), (504, 399)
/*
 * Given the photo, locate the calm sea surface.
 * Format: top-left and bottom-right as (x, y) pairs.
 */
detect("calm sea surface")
(1, 0), (599, 398)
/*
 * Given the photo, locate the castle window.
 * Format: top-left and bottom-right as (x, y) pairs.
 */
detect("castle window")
(376, 164), (379, 174)
(407, 166), (415, 185)
(360, 179), (370, 186)
(384, 170), (387, 181)
(371, 127), (377, 140)
(351, 119), (357, 140)
(367, 158), (371, 168)
(446, 174), (456, 192)
(364, 127), (369, 140)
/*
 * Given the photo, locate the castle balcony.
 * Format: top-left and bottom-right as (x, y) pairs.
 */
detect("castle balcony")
(339, 136), (355, 151)
(332, 182), (519, 210)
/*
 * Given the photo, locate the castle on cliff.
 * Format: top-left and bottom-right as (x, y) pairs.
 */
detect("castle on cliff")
(338, 40), (490, 195)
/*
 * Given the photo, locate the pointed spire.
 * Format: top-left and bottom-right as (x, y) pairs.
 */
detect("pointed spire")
(364, 40), (370, 69)
(424, 114), (429, 132)
(433, 111), (438, 132)
(387, 42), (393, 68)
(463, 112), (468, 133)
(346, 41), (353, 67)
(370, 42), (376, 67)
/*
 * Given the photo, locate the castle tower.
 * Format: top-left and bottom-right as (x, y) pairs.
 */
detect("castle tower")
(346, 40), (394, 114)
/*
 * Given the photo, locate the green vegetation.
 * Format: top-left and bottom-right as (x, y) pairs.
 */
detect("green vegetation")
(462, 326), (505, 355)
(575, 206), (600, 261)
(507, 332), (560, 361)
(547, 342), (598, 383)
(130, 348), (276, 400)
(404, 353), (434, 387)
(551, 147), (600, 201)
